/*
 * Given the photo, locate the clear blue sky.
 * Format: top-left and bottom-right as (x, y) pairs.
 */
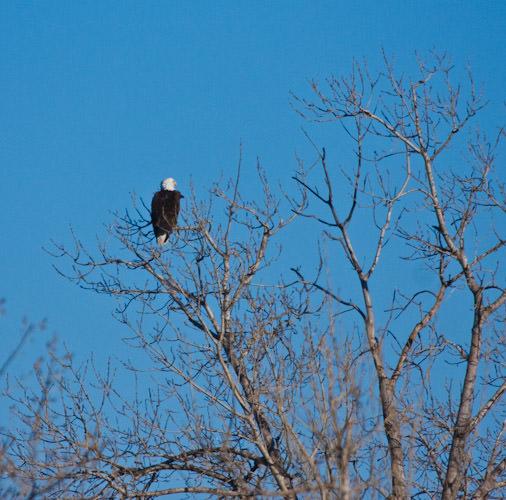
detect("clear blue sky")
(1, 2), (505, 367)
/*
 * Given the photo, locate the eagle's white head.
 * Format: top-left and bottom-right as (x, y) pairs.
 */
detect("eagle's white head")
(161, 177), (177, 191)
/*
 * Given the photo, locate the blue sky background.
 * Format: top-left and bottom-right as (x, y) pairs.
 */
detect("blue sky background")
(1, 2), (505, 380)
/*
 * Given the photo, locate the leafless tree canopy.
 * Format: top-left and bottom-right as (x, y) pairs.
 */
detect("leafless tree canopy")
(2, 53), (506, 500)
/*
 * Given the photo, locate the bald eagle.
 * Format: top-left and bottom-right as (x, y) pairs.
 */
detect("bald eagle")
(151, 177), (184, 246)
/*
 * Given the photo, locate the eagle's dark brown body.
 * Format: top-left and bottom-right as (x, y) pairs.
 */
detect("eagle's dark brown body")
(151, 188), (184, 246)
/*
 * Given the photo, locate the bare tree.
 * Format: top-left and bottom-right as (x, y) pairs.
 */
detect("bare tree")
(2, 52), (506, 499)
(292, 51), (506, 499)
(0, 303), (61, 500)
(3, 165), (379, 499)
